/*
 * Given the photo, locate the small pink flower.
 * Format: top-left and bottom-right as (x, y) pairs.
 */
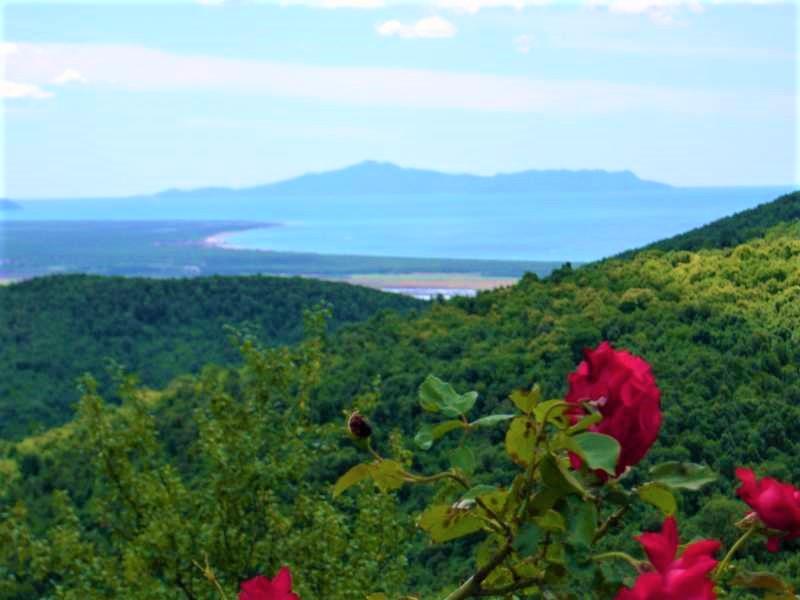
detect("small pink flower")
(736, 467), (800, 551)
(616, 517), (720, 600)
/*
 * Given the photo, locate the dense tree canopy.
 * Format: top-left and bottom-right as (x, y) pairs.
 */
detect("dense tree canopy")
(1, 191), (799, 598)
(0, 274), (422, 439)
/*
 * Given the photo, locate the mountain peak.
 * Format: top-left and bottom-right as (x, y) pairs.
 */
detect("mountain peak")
(251, 162), (670, 196)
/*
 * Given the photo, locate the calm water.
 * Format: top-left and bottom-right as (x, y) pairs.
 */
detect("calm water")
(5, 186), (793, 262)
(218, 187), (791, 261)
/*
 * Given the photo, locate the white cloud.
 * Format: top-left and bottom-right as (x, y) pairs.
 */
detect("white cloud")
(585, 0), (702, 24)
(377, 16), (457, 38)
(438, 0), (551, 12)
(0, 80), (53, 100)
(52, 68), (87, 85)
(3, 42), (792, 118)
(0, 43), (19, 57)
(514, 34), (534, 53)
(280, 0), (384, 7)
(585, 0), (788, 23)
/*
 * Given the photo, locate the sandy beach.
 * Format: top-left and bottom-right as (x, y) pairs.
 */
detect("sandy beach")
(202, 224), (277, 250)
(202, 231), (243, 250)
(201, 227), (520, 298)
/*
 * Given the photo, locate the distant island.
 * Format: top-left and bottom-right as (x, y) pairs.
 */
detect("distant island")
(156, 161), (671, 199)
(0, 200), (22, 211)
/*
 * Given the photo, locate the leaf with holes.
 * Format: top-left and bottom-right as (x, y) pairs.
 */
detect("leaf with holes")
(418, 504), (484, 543)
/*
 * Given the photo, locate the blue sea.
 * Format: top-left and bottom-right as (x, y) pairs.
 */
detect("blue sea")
(5, 186), (794, 262)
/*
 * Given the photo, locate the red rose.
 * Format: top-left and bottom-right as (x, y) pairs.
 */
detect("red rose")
(735, 467), (800, 551)
(239, 567), (300, 600)
(566, 341), (661, 477)
(616, 517), (720, 600)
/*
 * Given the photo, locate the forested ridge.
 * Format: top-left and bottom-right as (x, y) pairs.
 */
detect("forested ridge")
(0, 274), (423, 439)
(1, 191), (799, 599)
(618, 190), (800, 255)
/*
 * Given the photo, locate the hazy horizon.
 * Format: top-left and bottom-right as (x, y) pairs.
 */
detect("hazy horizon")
(3, 160), (797, 202)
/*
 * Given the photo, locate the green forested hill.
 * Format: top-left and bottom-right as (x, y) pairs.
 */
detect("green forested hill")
(2, 193), (800, 598)
(0, 274), (423, 439)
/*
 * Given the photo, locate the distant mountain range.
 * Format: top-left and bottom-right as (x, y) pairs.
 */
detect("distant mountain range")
(155, 161), (671, 199)
(0, 200), (22, 211)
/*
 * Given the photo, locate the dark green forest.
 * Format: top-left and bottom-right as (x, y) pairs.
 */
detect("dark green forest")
(0, 274), (422, 439)
(619, 191), (800, 255)
(1, 191), (799, 599)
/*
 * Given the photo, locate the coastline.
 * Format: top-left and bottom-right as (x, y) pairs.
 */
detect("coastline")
(202, 224), (277, 251)
(202, 231), (244, 250)
(344, 273), (518, 300)
(201, 226), (521, 298)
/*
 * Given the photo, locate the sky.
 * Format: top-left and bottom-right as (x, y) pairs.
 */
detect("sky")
(0, 0), (797, 198)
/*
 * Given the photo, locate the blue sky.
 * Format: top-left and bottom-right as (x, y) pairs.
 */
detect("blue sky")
(1, 0), (797, 198)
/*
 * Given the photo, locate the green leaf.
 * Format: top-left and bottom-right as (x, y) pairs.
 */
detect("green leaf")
(568, 432), (620, 476)
(433, 419), (465, 438)
(418, 375), (455, 413)
(371, 459), (407, 492)
(418, 504), (483, 543)
(731, 571), (795, 594)
(545, 542), (566, 565)
(461, 484), (499, 501)
(470, 414), (516, 428)
(513, 522), (542, 557)
(511, 385), (541, 414)
(529, 487), (562, 513)
(535, 509), (566, 533)
(505, 416), (537, 467)
(414, 424), (435, 450)
(451, 446), (476, 475)
(540, 453), (588, 498)
(332, 463), (372, 498)
(567, 412), (603, 434)
(637, 482), (677, 516)
(445, 390), (478, 417)
(418, 375), (478, 417)
(649, 462), (717, 491)
(477, 489), (510, 515)
(534, 399), (568, 424)
(567, 496), (598, 548)
(414, 420), (463, 450)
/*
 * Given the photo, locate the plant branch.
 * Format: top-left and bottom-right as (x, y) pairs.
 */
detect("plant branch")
(592, 505), (629, 544)
(592, 551), (644, 572)
(443, 543), (514, 600)
(714, 525), (757, 579)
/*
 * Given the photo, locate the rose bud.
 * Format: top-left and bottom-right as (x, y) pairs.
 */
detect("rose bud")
(347, 411), (372, 439)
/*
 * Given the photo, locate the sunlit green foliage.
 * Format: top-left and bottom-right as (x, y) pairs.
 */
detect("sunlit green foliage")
(0, 314), (410, 599)
(1, 191), (799, 597)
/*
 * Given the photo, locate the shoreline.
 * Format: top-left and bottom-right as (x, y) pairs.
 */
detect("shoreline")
(202, 224), (278, 251)
(202, 230), (245, 250)
(201, 227), (522, 296)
